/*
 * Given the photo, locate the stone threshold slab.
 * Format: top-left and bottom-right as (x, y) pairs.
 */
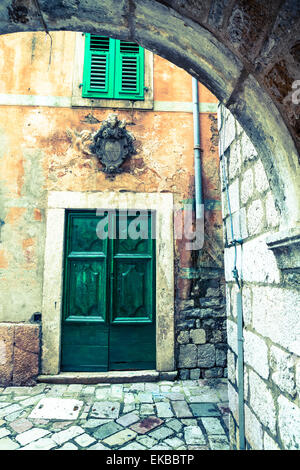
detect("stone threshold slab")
(37, 370), (178, 385)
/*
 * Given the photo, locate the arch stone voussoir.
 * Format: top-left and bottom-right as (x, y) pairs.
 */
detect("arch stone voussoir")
(227, 74), (300, 229)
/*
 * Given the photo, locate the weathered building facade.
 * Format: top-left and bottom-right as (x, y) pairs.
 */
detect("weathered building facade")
(0, 31), (225, 385)
(0, 0), (299, 451)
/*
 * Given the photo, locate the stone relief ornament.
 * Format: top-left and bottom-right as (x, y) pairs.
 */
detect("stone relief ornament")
(90, 114), (136, 175)
(66, 128), (93, 155)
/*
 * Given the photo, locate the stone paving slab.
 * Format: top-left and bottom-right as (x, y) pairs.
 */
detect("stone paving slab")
(148, 426), (174, 441)
(121, 441), (146, 450)
(29, 397), (83, 420)
(21, 437), (58, 450)
(130, 416), (163, 434)
(16, 427), (50, 446)
(156, 402), (173, 418)
(172, 400), (193, 418)
(90, 401), (120, 419)
(51, 425), (84, 445)
(9, 418), (33, 433)
(184, 426), (206, 445)
(208, 436), (231, 450)
(0, 437), (20, 449)
(103, 429), (137, 447)
(93, 421), (123, 440)
(74, 433), (96, 447)
(201, 417), (226, 435)
(116, 412), (140, 427)
(190, 403), (221, 417)
(0, 378), (229, 450)
(0, 427), (10, 438)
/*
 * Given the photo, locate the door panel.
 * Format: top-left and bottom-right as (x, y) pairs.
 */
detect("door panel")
(109, 323), (156, 370)
(61, 323), (109, 372)
(112, 259), (153, 323)
(67, 259), (106, 320)
(70, 214), (107, 253)
(115, 210), (153, 254)
(61, 210), (156, 372)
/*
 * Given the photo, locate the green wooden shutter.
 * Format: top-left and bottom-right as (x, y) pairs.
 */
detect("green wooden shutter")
(82, 34), (115, 98)
(114, 40), (144, 100)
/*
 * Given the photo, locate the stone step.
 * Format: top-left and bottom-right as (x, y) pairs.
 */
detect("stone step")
(37, 370), (178, 385)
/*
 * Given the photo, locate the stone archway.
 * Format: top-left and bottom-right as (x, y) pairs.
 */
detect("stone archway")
(0, 0), (299, 228)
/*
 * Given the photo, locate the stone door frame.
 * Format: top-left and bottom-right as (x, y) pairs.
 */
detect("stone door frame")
(41, 191), (175, 375)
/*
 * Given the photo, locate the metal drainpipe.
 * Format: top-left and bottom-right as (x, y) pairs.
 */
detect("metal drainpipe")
(237, 285), (246, 449)
(192, 78), (204, 218)
(219, 104), (246, 450)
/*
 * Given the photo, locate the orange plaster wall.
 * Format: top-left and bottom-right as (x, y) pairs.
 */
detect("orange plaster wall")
(6, 207), (26, 225)
(153, 54), (218, 104)
(0, 250), (8, 269)
(153, 55), (193, 102)
(0, 32), (75, 97)
(0, 105), (196, 198)
(0, 31), (222, 321)
(0, 31), (218, 105)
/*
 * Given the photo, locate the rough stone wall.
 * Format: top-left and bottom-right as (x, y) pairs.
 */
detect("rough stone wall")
(176, 268), (227, 381)
(0, 323), (40, 386)
(220, 106), (300, 450)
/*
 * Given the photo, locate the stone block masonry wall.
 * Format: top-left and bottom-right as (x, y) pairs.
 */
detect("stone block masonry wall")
(176, 268), (227, 381)
(220, 106), (300, 450)
(0, 323), (40, 386)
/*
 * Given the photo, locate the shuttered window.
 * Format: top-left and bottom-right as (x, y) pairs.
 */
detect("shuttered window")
(82, 34), (144, 100)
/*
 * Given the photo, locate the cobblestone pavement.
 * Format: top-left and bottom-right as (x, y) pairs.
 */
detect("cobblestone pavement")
(0, 379), (229, 450)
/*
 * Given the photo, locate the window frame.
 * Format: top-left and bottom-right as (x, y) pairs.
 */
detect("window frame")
(72, 32), (154, 109)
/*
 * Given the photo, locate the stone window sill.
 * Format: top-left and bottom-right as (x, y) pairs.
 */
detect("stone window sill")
(266, 227), (300, 270)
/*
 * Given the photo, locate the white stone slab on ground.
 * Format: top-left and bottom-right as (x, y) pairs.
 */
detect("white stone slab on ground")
(28, 397), (83, 420)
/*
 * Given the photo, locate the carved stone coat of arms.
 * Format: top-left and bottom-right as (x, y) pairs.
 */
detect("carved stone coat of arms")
(90, 114), (136, 175)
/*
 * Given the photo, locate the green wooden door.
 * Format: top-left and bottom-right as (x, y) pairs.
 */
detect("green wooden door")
(61, 210), (156, 372)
